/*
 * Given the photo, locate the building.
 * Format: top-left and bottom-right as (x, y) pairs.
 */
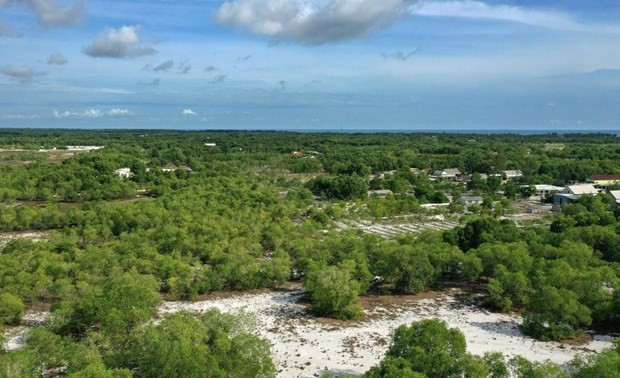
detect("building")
(458, 196), (483, 205)
(503, 170), (523, 180)
(291, 150), (304, 157)
(530, 184), (564, 197)
(204, 143), (217, 147)
(432, 168), (462, 180)
(592, 175), (620, 188)
(553, 184), (599, 205)
(609, 190), (620, 206)
(114, 167), (132, 178)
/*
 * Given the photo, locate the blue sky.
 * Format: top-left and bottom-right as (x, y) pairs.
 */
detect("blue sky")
(0, 0), (619, 131)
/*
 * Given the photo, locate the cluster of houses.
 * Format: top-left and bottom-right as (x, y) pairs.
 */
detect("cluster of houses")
(114, 164), (193, 178)
(372, 167), (620, 210)
(429, 168), (524, 182)
(549, 175), (620, 208)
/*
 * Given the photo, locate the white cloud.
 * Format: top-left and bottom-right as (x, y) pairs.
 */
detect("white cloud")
(0, 0), (84, 27)
(182, 108), (197, 116)
(47, 52), (68, 65)
(0, 114), (38, 120)
(53, 108), (133, 118)
(108, 108), (132, 117)
(83, 25), (156, 58)
(96, 88), (133, 95)
(215, 0), (412, 44)
(1, 66), (46, 83)
(409, 1), (581, 31)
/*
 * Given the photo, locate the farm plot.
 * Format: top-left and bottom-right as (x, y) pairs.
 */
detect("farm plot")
(339, 217), (460, 238)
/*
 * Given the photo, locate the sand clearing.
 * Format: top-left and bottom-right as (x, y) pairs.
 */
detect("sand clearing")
(160, 288), (615, 378)
(3, 288), (613, 377)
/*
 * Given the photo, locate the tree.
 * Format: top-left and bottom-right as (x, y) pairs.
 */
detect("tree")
(572, 339), (620, 378)
(51, 272), (161, 339)
(133, 310), (275, 378)
(521, 286), (591, 341)
(0, 293), (24, 326)
(508, 356), (569, 378)
(374, 244), (434, 294)
(365, 319), (488, 378)
(304, 261), (363, 320)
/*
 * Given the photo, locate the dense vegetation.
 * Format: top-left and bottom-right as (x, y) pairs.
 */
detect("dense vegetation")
(362, 319), (620, 378)
(0, 130), (619, 377)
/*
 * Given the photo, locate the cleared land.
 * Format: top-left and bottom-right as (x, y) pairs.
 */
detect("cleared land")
(160, 288), (614, 378)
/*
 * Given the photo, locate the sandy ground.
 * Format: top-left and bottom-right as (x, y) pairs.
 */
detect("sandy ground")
(160, 288), (615, 378)
(0, 231), (49, 247)
(3, 311), (49, 351)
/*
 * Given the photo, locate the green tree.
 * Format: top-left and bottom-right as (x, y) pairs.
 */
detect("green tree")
(365, 319), (488, 378)
(304, 261), (363, 320)
(133, 310), (274, 378)
(572, 339), (620, 378)
(521, 286), (591, 341)
(0, 293), (24, 326)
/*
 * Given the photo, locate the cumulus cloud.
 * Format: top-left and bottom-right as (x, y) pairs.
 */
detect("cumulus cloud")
(409, 1), (581, 31)
(1, 66), (46, 83)
(47, 52), (68, 65)
(153, 59), (174, 72)
(83, 25), (156, 58)
(107, 108), (132, 117)
(0, 0), (84, 27)
(0, 22), (22, 37)
(215, 0), (412, 44)
(182, 108), (197, 116)
(53, 108), (132, 118)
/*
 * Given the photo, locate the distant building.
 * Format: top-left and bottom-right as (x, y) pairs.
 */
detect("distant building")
(432, 168), (462, 180)
(609, 190), (620, 206)
(458, 196), (483, 205)
(530, 184), (564, 197)
(503, 170), (523, 180)
(161, 163), (178, 172)
(204, 143), (217, 147)
(553, 184), (599, 205)
(377, 170), (397, 179)
(291, 150), (304, 157)
(115, 167), (132, 178)
(592, 175), (620, 188)
(462, 173), (488, 182)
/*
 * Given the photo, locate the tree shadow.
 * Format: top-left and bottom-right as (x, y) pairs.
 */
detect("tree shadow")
(470, 320), (523, 338)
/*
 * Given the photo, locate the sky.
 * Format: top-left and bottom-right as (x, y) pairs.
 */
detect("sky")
(0, 0), (619, 131)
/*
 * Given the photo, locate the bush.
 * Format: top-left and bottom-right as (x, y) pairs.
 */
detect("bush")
(0, 293), (24, 326)
(304, 261), (363, 320)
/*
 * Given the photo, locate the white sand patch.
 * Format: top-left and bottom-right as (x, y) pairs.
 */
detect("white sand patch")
(0, 231), (50, 247)
(2, 311), (50, 351)
(160, 288), (615, 378)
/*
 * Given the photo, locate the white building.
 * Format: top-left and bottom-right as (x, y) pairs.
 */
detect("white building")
(531, 184), (564, 197)
(458, 196), (483, 205)
(115, 167), (132, 178)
